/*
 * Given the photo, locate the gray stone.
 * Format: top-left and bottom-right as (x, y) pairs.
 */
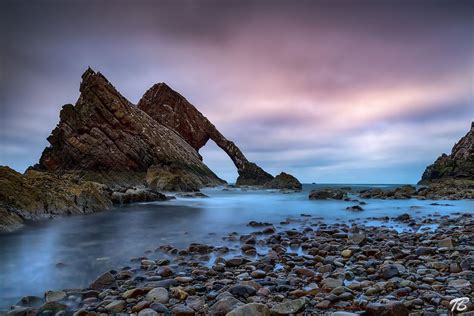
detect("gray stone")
(270, 298), (308, 315)
(138, 308), (159, 316)
(448, 279), (470, 289)
(171, 304), (195, 315)
(322, 278), (343, 289)
(380, 264), (400, 279)
(104, 300), (126, 313)
(228, 284), (257, 298)
(89, 271), (117, 290)
(44, 290), (67, 302)
(146, 287), (169, 304)
(227, 303), (270, 316)
(209, 296), (244, 316)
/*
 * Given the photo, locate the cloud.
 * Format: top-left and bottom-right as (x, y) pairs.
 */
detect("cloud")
(0, 0), (472, 182)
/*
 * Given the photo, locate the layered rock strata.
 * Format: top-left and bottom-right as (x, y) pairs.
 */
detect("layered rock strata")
(137, 83), (273, 185)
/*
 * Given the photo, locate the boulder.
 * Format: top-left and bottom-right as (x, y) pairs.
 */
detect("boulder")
(270, 298), (308, 315)
(89, 271), (117, 290)
(264, 172), (302, 190)
(309, 188), (347, 200)
(365, 302), (409, 316)
(104, 300), (126, 313)
(209, 296), (244, 316)
(111, 187), (167, 204)
(226, 303), (270, 316)
(146, 287), (169, 304)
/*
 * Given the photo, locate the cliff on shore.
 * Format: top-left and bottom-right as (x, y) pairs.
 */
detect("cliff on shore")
(420, 122), (474, 183)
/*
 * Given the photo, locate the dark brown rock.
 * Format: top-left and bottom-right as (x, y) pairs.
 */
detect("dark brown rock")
(89, 271), (117, 290)
(309, 188), (347, 200)
(359, 185), (416, 199)
(137, 82), (273, 186)
(111, 187), (167, 204)
(264, 172), (302, 190)
(35, 68), (224, 190)
(366, 302), (409, 316)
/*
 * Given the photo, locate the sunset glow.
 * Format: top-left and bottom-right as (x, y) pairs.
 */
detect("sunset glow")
(1, 0), (472, 183)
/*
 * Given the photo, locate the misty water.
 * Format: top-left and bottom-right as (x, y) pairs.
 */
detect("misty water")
(0, 184), (473, 308)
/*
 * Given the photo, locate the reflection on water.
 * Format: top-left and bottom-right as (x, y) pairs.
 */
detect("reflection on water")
(0, 184), (473, 307)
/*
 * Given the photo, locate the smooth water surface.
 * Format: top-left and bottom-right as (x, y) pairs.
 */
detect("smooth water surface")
(0, 184), (473, 307)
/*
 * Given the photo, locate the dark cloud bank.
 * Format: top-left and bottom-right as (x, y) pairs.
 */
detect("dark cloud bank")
(1, 0), (472, 183)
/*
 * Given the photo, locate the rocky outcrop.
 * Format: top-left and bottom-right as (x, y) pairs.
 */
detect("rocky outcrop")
(420, 122), (474, 183)
(110, 187), (168, 205)
(265, 172), (302, 190)
(0, 166), (112, 232)
(137, 83), (273, 185)
(417, 179), (474, 200)
(309, 188), (348, 200)
(0, 166), (172, 232)
(355, 183), (474, 200)
(359, 185), (417, 199)
(146, 163), (205, 192)
(34, 68), (224, 189)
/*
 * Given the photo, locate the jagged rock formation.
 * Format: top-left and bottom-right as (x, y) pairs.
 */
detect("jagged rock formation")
(35, 68), (224, 189)
(420, 122), (474, 183)
(0, 68), (302, 231)
(137, 83), (274, 185)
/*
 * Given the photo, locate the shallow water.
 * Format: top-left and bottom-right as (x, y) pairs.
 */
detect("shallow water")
(0, 184), (473, 308)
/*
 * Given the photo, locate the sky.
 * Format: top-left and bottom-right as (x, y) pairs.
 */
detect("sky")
(0, 0), (473, 184)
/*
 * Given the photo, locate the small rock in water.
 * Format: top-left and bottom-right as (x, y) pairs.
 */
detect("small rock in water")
(346, 205), (364, 211)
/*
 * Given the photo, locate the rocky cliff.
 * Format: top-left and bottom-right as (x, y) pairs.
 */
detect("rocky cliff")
(137, 83), (274, 185)
(420, 122), (474, 183)
(35, 68), (225, 190)
(0, 166), (112, 232)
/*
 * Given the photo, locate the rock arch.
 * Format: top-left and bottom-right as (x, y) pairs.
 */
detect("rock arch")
(137, 83), (274, 185)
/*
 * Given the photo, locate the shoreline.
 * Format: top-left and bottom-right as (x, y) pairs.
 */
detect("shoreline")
(2, 180), (473, 234)
(2, 212), (473, 315)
